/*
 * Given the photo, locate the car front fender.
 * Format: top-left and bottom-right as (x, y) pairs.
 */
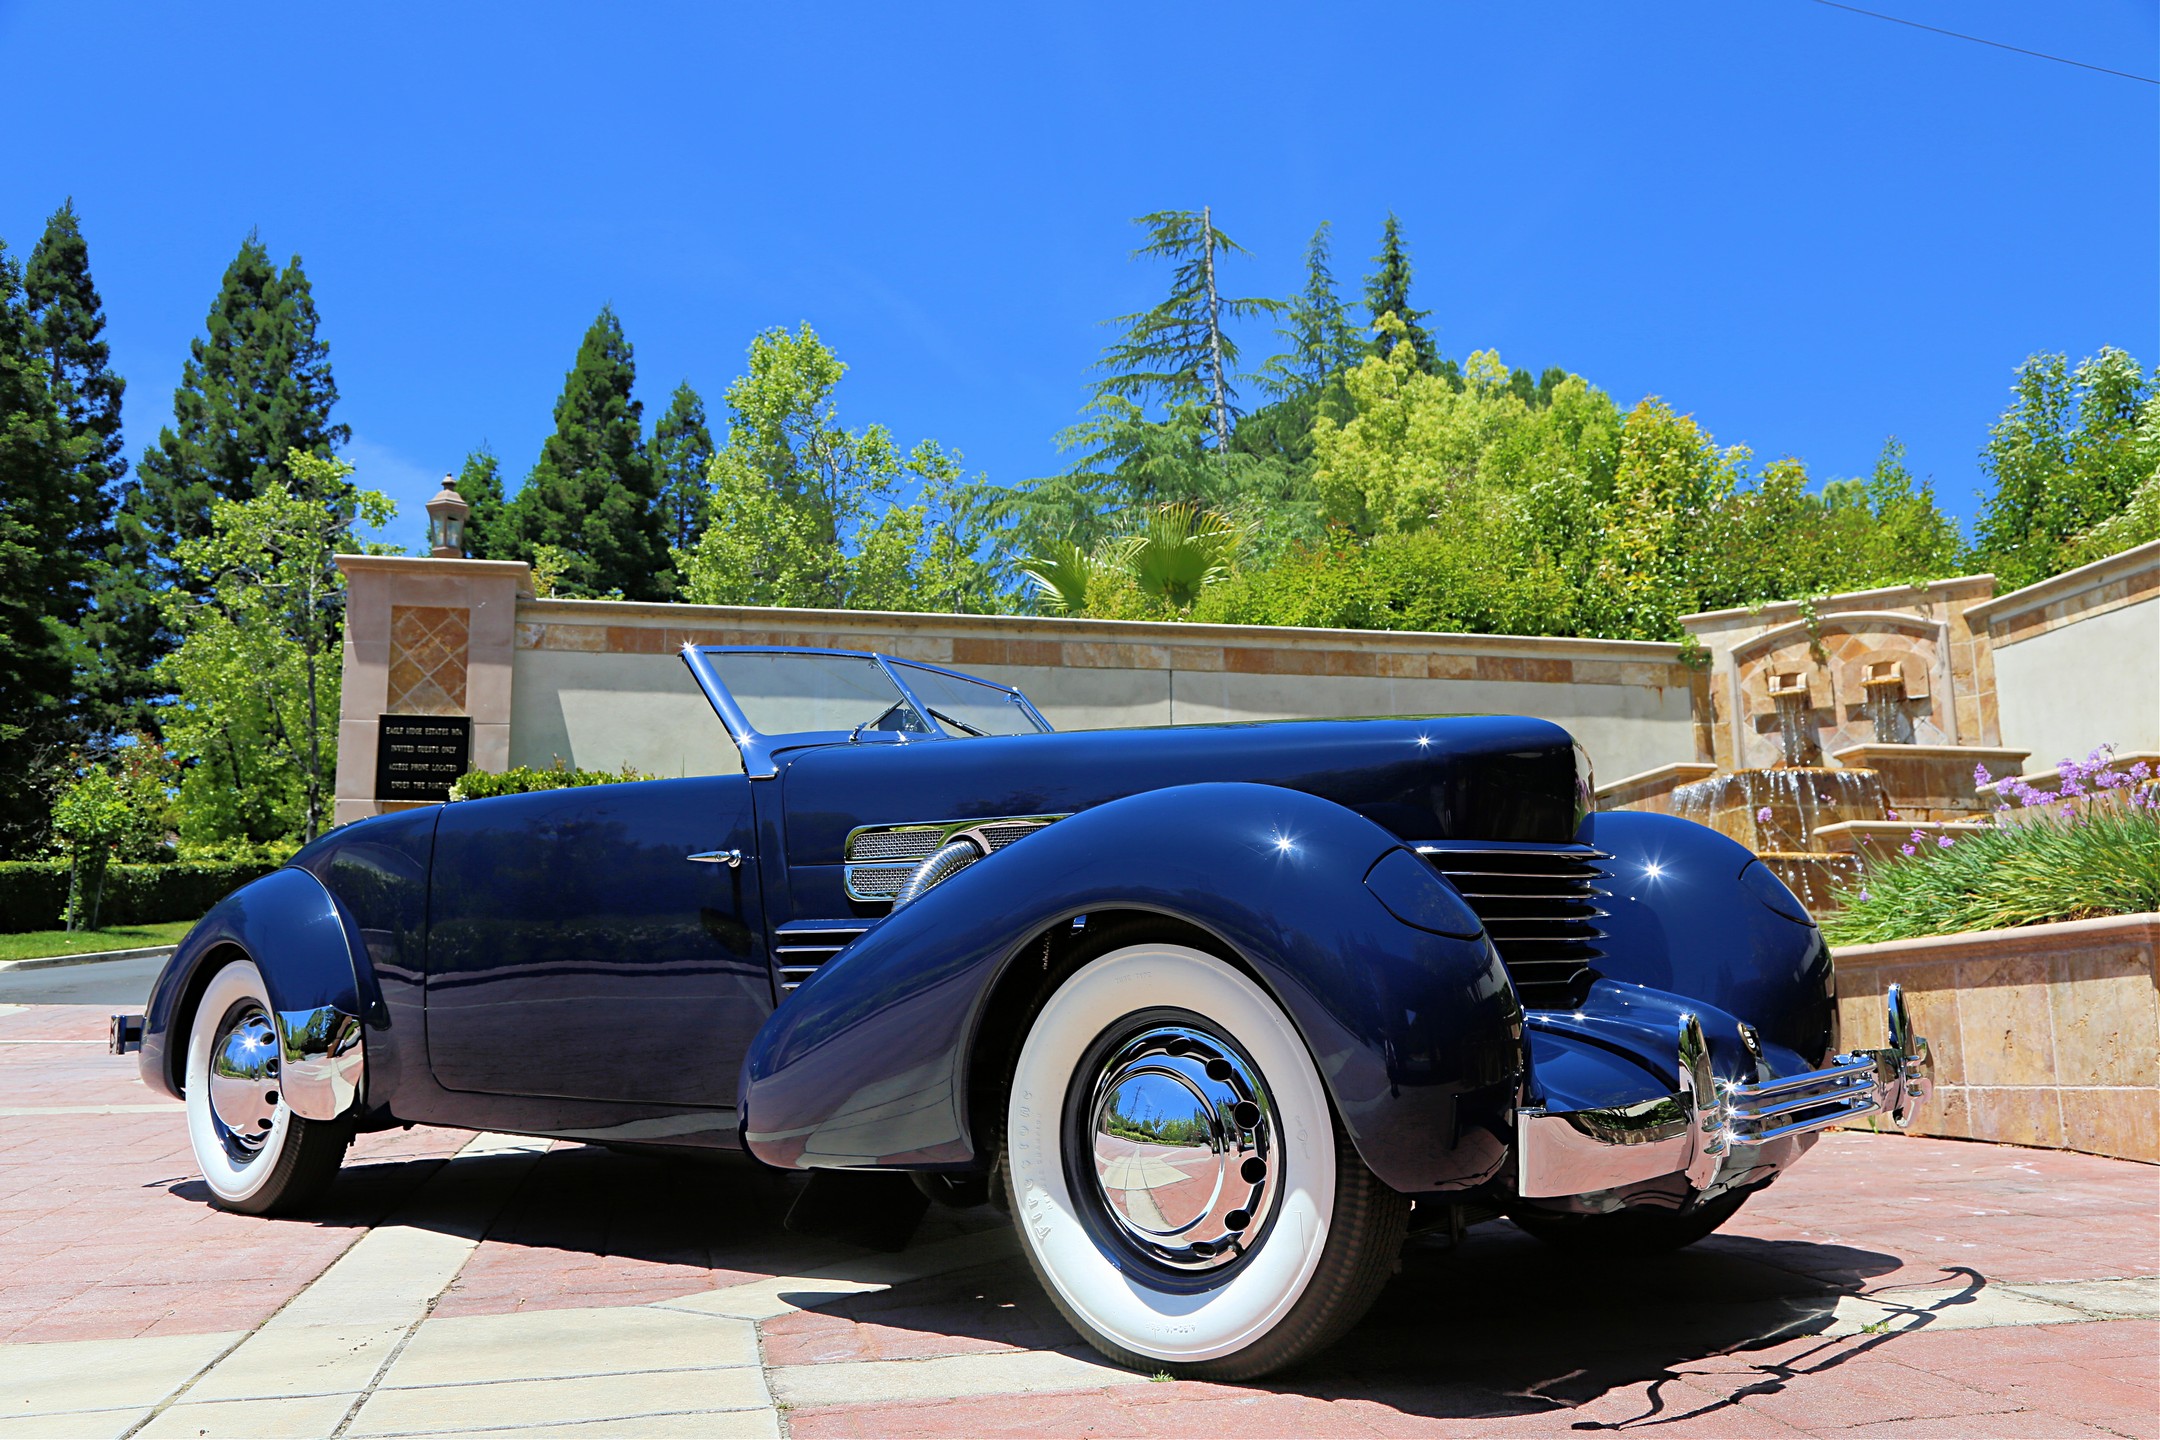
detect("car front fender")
(741, 782), (1524, 1194)
(138, 866), (370, 1122)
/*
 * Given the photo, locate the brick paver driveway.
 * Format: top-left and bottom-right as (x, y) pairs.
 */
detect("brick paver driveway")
(3, 1000), (2154, 1438)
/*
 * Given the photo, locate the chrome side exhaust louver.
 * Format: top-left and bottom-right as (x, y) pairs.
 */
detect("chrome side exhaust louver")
(1415, 842), (1610, 1010)
(772, 920), (870, 992)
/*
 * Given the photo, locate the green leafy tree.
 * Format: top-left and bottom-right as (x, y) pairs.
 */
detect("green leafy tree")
(128, 235), (350, 574)
(26, 201), (154, 742)
(1364, 213), (1438, 372)
(0, 242), (80, 855)
(1974, 348), (2156, 587)
(48, 744), (171, 929)
(677, 324), (1005, 613)
(452, 445), (510, 559)
(651, 381), (716, 551)
(1021, 503), (1249, 617)
(160, 451), (390, 846)
(509, 307), (667, 598)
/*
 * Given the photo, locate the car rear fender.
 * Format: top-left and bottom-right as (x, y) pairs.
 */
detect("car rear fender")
(740, 781), (1525, 1194)
(137, 866), (371, 1121)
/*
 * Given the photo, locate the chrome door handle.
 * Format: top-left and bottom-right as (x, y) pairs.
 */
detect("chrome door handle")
(687, 849), (744, 868)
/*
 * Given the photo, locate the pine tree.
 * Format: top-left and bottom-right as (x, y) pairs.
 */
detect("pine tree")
(0, 244), (79, 853)
(1095, 207), (1279, 451)
(651, 381), (716, 551)
(127, 234), (351, 573)
(452, 445), (510, 559)
(25, 200), (151, 738)
(1261, 221), (1360, 398)
(1364, 213), (1437, 373)
(508, 307), (666, 598)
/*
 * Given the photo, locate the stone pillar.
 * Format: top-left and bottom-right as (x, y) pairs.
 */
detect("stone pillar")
(332, 556), (533, 826)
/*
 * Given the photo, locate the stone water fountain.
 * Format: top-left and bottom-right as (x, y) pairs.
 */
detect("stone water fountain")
(1599, 581), (2030, 912)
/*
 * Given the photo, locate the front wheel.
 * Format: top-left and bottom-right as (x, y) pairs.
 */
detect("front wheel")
(184, 958), (351, 1216)
(1003, 943), (1408, 1381)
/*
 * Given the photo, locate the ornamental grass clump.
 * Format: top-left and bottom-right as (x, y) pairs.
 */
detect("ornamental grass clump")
(1822, 750), (2160, 946)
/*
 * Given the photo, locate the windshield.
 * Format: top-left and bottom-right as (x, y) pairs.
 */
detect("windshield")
(891, 662), (1046, 737)
(705, 652), (930, 737)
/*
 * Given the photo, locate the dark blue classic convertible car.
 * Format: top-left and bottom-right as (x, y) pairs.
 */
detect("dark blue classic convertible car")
(115, 646), (1931, 1377)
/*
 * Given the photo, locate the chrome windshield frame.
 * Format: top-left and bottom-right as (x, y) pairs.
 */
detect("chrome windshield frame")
(679, 644), (1050, 778)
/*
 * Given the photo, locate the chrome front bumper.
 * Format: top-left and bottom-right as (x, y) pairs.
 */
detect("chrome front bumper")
(1517, 983), (1932, 1200)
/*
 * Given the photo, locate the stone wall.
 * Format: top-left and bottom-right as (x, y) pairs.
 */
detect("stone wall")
(1964, 540), (2160, 769)
(1834, 913), (2159, 1163)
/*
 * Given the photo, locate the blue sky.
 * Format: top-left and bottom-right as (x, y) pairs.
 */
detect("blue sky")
(2, 2), (2153, 549)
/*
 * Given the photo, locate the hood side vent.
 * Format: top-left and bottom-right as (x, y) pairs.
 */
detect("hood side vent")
(1415, 842), (1609, 1011)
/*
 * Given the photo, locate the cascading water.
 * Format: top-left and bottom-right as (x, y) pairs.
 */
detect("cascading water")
(1665, 767), (1889, 912)
(1773, 691), (1820, 766)
(1863, 676), (1915, 744)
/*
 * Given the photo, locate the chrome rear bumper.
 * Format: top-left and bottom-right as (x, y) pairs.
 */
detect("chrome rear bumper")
(1517, 983), (1932, 1200)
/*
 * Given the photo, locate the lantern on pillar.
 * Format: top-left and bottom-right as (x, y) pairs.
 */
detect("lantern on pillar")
(426, 477), (470, 559)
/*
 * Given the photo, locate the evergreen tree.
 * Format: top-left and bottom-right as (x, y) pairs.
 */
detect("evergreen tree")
(1364, 213), (1437, 373)
(0, 243), (79, 853)
(127, 234), (351, 575)
(25, 200), (152, 738)
(451, 445), (509, 559)
(508, 307), (666, 598)
(1094, 207), (1279, 451)
(651, 381), (716, 551)
(1261, 222), (1360, 399)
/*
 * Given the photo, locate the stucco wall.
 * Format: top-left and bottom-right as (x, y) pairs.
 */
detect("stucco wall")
(1991, 596), (2160, 764)
(506, 601), (1705, 782)
(1966, 541), (2160, 768)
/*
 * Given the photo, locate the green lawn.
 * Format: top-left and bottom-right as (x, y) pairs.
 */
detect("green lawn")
(0, 920), (194, 963)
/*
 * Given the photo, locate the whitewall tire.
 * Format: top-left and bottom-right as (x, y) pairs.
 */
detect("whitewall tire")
(1003, 942), (1407, 1379)
(185, 958), (351, 1216)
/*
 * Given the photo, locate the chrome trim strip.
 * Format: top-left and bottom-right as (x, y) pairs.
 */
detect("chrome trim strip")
(1518, 984), (1933, 1200)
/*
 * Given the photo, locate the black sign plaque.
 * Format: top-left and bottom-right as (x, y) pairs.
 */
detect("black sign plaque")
(375, 714), (472, 802)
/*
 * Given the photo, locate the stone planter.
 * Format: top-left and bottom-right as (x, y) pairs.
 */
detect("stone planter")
(1832, 913), (2159, 1163)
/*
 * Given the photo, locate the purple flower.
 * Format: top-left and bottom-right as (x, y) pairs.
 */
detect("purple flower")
(1900, 843), (1917, 856)
(2130, 762), (2152, 782)
(1937, 835), (1954, 848)
(1886, 809), (1900, 821)
(1910, 829), (1927, 843)
(1858, 888), (1871, 902)
(1756, 806), (1773, 823)
(1973, 763), (1992, 786)
(2061, 778), (2086, 798)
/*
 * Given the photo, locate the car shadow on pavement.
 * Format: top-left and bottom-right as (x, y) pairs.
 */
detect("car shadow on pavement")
(167, 1141), (1967, 1428)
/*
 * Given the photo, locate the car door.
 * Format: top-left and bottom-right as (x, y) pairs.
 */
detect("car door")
(423, 775), (767, 1107)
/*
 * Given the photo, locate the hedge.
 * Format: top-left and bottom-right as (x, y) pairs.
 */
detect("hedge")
(0, 861), (277, 934)
(449, 763), (650, 801)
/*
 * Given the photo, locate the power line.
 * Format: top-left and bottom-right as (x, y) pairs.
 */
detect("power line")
(1807, 0), (2158, 86)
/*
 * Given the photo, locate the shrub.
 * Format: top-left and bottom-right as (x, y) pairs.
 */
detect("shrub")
(449, 761), (652, 802)
(0, 861), (277, 934)
(1823, 753), (2159, 945)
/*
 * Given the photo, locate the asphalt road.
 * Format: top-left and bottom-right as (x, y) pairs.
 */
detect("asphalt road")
(0, 953), (164, 1006)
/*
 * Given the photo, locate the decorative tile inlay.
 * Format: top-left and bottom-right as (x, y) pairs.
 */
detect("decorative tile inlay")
(387, 605), (470, 716)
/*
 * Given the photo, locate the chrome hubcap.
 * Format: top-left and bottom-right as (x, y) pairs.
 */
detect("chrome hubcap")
(207, 1004), (281, 1158)
(1086, 1025), (1277, 1272)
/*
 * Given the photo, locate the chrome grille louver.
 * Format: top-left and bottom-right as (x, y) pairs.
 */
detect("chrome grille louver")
(772, 920), (870, 992)
(1415, 842), (1610, 1010)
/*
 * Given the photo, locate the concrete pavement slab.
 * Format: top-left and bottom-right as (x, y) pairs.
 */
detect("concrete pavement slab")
(135, 1389), (360, 1438)
(769, 1346), (1157, 1407)
(344, 1366), (774, 1436)
(0, 1408), (147, 1440)
(383, 1304), (759, 1387)
(179, 1321), (410, 1402)
(653, 1226), (1021, 1321)
(0, 1329), (238, 1420)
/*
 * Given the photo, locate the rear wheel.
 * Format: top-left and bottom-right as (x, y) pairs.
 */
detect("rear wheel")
(1508, 1189), (1751, 1257)
(1003, 942), (1407, 1380)
(184, 959), (351, 1216)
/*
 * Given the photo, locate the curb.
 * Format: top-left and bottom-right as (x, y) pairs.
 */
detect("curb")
(0, 944), (178, 974)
